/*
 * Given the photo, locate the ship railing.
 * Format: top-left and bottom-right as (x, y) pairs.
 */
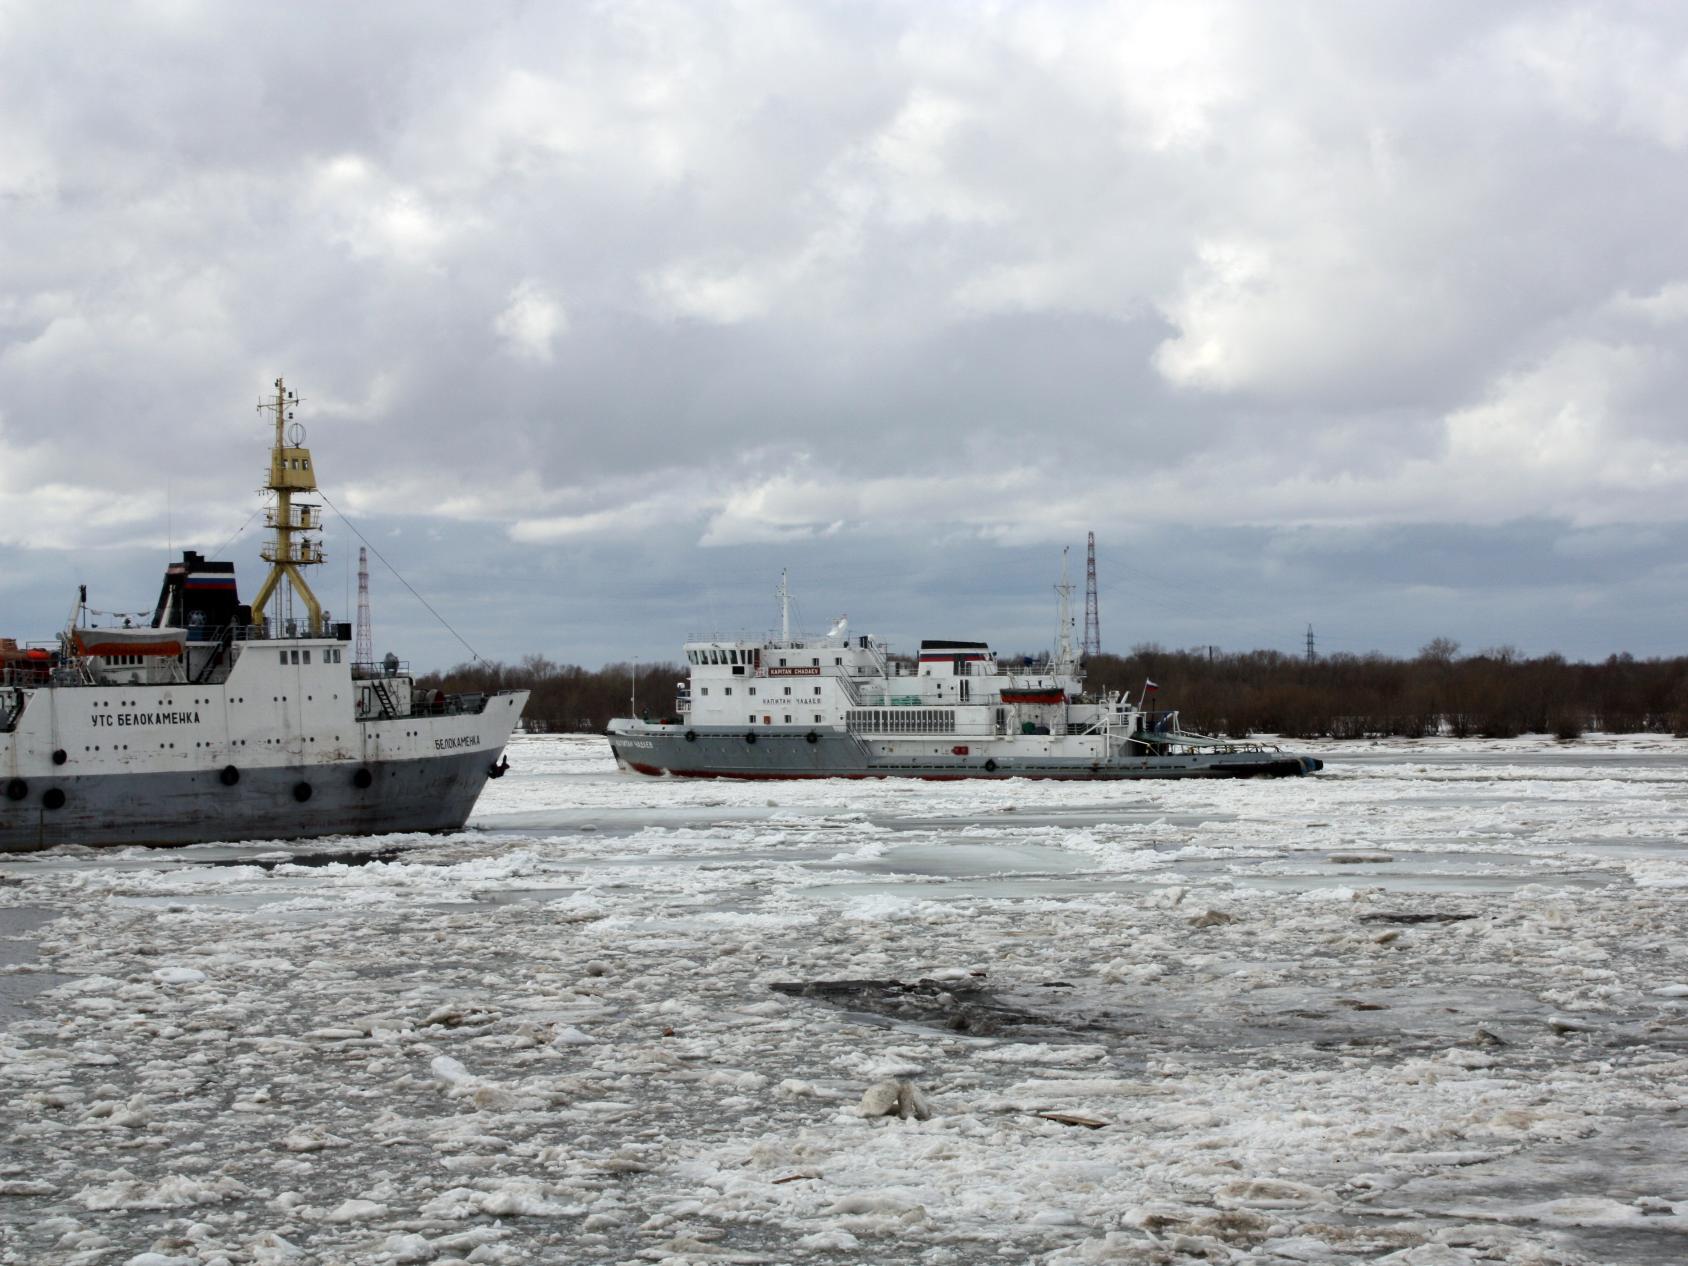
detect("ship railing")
(352, 660), (410, 679)
(845, 718), (1047, 738)
(408, 688), (523, 718)
(183, 621), (351, 644)
(0, 664), (54, 689)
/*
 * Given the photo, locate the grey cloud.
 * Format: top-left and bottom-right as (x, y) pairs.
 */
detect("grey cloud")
(4, 1), (1688, 667)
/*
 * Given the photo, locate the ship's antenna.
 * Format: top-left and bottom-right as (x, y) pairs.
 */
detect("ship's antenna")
(1054, 547), (1077, 676)
(777, 569), (791, 644)
(1082, 530), (1101, 662)
(355, 546), (374, 668)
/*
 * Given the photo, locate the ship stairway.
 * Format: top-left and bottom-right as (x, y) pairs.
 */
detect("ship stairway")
(836, 670), (899, 709)
(369, 678), (402, 719)
(193, 631), (233, 683)
(0, 687), (24, 734)
(844, 730), (876, 767)
(835, 673), (869, 707)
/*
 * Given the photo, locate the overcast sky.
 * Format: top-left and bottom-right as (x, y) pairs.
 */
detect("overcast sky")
(4, 1), (1688, 669)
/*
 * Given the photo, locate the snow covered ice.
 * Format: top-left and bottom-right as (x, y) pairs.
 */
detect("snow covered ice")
(3, 733), (1688, 1264)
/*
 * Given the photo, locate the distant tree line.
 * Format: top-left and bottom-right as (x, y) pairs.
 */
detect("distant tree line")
(418, 641), (1688, 739)
(1084, 641), (1688, 739)
(417, 655), (687, 734)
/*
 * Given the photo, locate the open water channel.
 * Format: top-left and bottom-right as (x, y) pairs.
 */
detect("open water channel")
(2, 734), (1687, 1264)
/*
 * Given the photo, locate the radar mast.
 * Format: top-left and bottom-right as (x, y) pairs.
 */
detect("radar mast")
(249, 377), (325, 635)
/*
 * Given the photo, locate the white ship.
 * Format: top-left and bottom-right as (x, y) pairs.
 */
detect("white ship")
(608, 571), (1321, 781)
(0, 380), (528, 851)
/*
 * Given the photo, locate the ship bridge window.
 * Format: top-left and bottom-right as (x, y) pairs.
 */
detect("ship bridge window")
(302, 650), (311, 664)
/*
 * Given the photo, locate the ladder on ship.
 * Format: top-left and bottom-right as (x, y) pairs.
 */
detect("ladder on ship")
(368, 677), (401, 719)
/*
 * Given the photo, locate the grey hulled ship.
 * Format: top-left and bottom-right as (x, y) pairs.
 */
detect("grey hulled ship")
(608, 571), (1321, 781)
(0, 380), (528, 851)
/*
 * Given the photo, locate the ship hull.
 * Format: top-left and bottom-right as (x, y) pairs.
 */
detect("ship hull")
(0, 746), (511, 852)
(607, 726), (1321, 780)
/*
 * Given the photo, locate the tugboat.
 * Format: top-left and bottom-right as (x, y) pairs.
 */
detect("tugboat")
(608, 570), (1321, 781)
(0, 379), (528, 851)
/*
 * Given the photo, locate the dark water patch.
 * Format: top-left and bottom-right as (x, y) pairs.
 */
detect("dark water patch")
(196, 847), (406, 871)
(769, 976), (1094, 1039)
(1360, 912), (1479, 925)
(0, 905), (72, 1026)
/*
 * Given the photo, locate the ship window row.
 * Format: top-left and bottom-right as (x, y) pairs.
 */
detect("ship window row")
(279, 648), (344, 665)
(845, 708), (956, 734)
(689, 648), (761, 666)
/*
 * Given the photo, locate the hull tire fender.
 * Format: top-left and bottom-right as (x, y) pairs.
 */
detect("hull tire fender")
(352, 768), (374, 789)
(745, 731), (757, 744)
(684, 730), (698, 743)
(4, 778), (25, 801)
(293, 781), (313, 803)
(52, 749), (67, 766)
(983, 758), (998, 773)
(219, 765), (240, 787)
(42, 788), (65, 810)
(805, 731), (820, 744)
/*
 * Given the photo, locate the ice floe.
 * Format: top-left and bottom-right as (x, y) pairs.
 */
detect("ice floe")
(2, 733), (1687, 1262)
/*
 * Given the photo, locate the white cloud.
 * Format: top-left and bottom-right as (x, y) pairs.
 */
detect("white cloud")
(494, 281), (567, 362)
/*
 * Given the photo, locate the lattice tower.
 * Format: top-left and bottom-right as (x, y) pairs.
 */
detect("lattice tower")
(1082, 531), (1101, 660)
(355, 547), (374, 667)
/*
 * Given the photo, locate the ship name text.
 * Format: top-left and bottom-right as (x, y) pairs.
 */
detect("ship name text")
(435, 735), (479, 751)
(767, 666), (821, 677)
(91, 710), (202, 728)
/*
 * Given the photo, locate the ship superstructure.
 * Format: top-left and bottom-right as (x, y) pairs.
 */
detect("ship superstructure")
(607, 570), (1320, 780)
(0, 380), (528, 850)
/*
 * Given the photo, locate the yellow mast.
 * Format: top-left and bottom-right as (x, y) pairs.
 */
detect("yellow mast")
(249, 377), (325, 635)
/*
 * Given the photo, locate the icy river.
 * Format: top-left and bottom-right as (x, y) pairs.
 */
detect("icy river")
(3, 734), (1688, 1265)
